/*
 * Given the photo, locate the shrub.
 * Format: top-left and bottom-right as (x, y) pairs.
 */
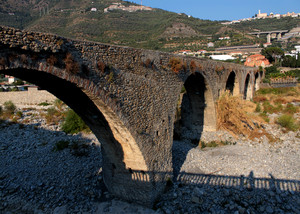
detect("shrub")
(284, 103), (299, 114)
(44, 107), (64, 125)
(108, 71), (114, 83)
(262, 101), (282, 114)
(54, 99), (65, 111)
(276, 114), (299, 131)
(47, 55), (58, 66)
(253, 96), (267, 103)
(3, 101), (16, 115)
(255, 103), (261, 112)
(97, 60), (106, 73)
(168, 57), (183, 73)
(38, 102), (51, 106)
(16, 111), (23, 118)
(273, 98), (287, 104)
(259, 112), (269, 123)
(190, 60), (198, 73)
(64, 53), (80, 74)
(61, 109), (90, 134)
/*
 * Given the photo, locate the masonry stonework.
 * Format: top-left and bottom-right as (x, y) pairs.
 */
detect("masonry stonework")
(0, 26), (260, 206)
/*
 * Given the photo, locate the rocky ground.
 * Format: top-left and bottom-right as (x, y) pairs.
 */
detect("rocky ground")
(0, 105), (299, 214)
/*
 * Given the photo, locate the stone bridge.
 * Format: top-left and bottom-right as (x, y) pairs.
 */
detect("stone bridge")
(0, 26), (261, 206)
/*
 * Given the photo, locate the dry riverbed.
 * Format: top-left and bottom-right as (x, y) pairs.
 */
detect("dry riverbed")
(0, 105), (299, 214)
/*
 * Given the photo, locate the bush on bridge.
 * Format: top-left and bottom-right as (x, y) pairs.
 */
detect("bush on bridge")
(64, 53), (80, 74)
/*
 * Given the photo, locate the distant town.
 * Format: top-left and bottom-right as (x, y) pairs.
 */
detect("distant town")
(222, 10), (300, 25)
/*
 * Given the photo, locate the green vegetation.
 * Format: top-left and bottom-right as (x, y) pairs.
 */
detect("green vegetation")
(276, 114), (299, 131)
(261, 47), (284, 65)
(284, 103), (299, 114)
(3, 101), (16, 115)
(38, 102), (51, 106)
(255, 86), (298, 95)
(230, 17), (300, 32)
(1, 0), (299, 52)
(61, 109), (90, 134)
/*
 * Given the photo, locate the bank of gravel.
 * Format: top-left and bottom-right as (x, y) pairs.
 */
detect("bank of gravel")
(0, 106), (299, 213)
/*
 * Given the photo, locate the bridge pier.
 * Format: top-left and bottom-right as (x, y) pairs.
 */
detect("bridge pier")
(267, 33), (271, 43)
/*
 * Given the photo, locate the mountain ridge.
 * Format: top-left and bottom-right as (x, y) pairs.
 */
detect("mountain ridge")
(0, 0), (299, 52)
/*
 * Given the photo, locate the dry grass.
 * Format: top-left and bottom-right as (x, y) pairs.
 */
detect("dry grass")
(217, 92), (274, 141)
(47, 55), (58, 66)
(64, 53), (80, 74)
(97, 60), (106, 73)
(169, 57), (184, 73)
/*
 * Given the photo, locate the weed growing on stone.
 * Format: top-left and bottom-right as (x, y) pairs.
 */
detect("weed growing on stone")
(64, 53), (80, 74)
(168, 57), (183, 73)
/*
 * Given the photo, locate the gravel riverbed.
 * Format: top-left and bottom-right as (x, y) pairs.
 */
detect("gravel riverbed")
(0, 106), (299, 214)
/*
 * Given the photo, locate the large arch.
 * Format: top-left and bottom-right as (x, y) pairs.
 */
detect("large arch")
(225, 71), (240, 96)
(174, 72), (216, 144)
(0, 67), (152, 204)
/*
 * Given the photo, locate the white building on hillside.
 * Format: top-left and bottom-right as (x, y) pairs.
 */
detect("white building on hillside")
(210, 55), (235, 61)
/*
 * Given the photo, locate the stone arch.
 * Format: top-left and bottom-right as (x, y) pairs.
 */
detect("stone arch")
(174, 72), (216, 143)
(254, 72), (260, 91)
(225, 71), (240, 96)
(243, 73), (252, 100)
(0, 67), (150, 203)
(260, 70), (264, 81)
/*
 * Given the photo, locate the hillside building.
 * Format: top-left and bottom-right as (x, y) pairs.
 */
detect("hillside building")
(256, 10), (268, 18)
(244, 54), (270, 67)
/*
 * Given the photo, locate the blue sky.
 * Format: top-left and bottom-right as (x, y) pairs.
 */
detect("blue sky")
(129, 0), (300, 21)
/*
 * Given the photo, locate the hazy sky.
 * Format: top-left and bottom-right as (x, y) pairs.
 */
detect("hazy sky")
(129, 0), (300, 21)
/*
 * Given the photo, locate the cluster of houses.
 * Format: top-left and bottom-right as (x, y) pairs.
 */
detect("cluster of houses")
(103, 3), (153, 13)
(222, 10), (300, 25)
(0, 76), (37, 91)
(176, 45), (300, 68)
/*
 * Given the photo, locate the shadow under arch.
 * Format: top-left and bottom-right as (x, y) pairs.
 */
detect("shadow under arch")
(254, 72), (260, 92)
(225, 71), (240, 96)
(173, 72), (216, 178)
(243, 73), (252, 100)
(0, 68), (152, 205)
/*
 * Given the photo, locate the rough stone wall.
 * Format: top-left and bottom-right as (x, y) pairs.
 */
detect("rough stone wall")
(0, 89), (56, 105)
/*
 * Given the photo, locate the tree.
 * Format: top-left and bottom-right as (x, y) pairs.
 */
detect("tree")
(282, 55), (297, 68)
(261, 47), (284, 65)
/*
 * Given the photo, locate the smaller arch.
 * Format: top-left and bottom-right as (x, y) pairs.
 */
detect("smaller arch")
(243, 73), (252, 100)
(225, 71), (240, 96)
(174, 72), (216, 143)
(254, 72), (260, 91)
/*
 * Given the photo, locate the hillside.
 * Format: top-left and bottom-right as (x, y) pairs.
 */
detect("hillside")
(0, 0), (299, 52)
(229, 17), (300, 32)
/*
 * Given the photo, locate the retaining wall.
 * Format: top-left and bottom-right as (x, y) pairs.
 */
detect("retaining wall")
(0, 89), (57, 105)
